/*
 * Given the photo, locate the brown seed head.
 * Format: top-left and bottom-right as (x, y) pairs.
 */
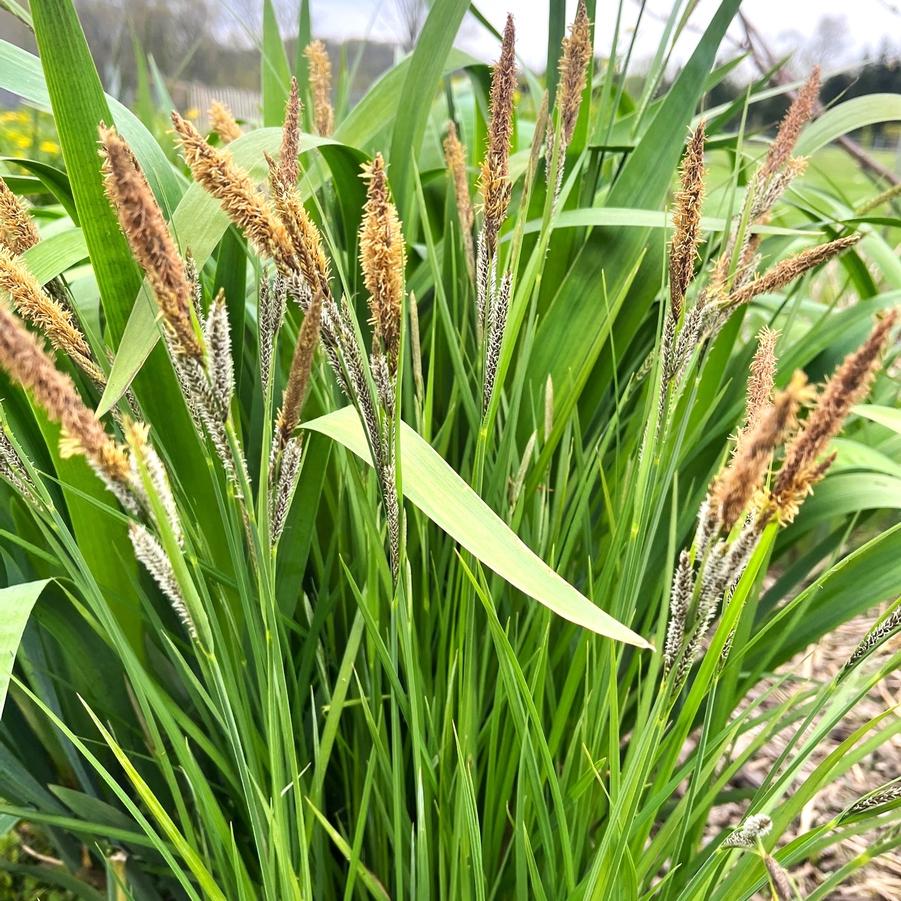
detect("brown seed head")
(770, 310), (897, 523)
(208, 101), (243, 144)
(711, 369), (807, 531)
(171, 111), (297, 274)
(725, 233), (861, 310)
(557, 0), (592, 146)
(479, 14), (516, 257)
(304, 40), (334, 137)
(271, 77), (301, 193)
(360, 153), (406, 371)
(100, 125), (202, 359)
(0, 303), (128, 482)
(0, 246), (103, 384)
(0, 176), (39, 255)
(669, 121), (706, 319)
(270, 178), (331, 300)
(443, 120), (475, 278)
(275, 289), (322, 452)
(761, 67), (820, 180)
(744, 326), (779, 432)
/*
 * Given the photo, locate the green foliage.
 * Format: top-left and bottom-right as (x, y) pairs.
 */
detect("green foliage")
(0, 1), (899, 899)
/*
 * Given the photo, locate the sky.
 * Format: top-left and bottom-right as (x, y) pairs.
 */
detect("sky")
(303, 0), (900, 73)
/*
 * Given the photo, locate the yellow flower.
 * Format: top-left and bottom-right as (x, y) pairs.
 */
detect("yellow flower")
(39, 140), (59, 154)
(0, 111), (18, 123)
(185, 107), (200, 120)
(14, 134), (31, 149)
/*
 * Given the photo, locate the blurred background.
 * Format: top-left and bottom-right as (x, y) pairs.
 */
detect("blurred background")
(0, 0), (898, 167)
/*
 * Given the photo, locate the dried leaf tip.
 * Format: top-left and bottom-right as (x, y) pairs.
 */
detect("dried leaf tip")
(360, 153), (405, 372)
(171, 111), (296, 275)
(557, 0), (592, 146)
(305, 40), (334, 137)
(480, 13), (516, 256)
(669, 121), (706, 319)
(443, 121), (475, 278)
(761, 66), (820, 179)
(208, 100), (243, 144)
(769, 309), (897, 523)
(100, 124), (201, 359)
(0, 176), (39, 255)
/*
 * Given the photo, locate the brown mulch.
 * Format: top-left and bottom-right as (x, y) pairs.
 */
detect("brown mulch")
(706, 608), (901, 899)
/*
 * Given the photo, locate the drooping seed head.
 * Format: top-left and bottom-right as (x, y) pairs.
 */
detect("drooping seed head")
(669, 120), (706, 319)
(208, 101), (243, 144)
(0, 246), (104, 384)
(171, 111), (297, 275)
(0, 176), (39, 255)
(724, 233), (861, 311)
(769, 310), (896, 523)
(711, 370), (806, 532)
(304, 40), (334, 137)
(360, 153), (405, 372)
(100, 124), (202, 359)
(0, 303), (129, 484)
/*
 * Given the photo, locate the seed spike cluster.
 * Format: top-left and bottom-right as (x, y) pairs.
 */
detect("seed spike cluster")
(0, 246), (105, 385)
(208, 101), (242, 144)
(479, 14), (516, 257)
(668, 121), (706, 320)
(761, 66), (820, 180)
(556, 0), (592, 147)
(100, 124), (201, 359)
(171, 111), (296, 274)
(768, 310), (897, 523)
(0, 175), (39, 255)
(360, 153), (405, 373)
(710, 371), (806, 532)
(443, 120), (475, 279)
(304, 40), (334, 137)
(0, 303), (129, 486)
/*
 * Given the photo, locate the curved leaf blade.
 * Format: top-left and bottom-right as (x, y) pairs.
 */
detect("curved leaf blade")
(304, 407), (652, 648)
(0, 579), (50, 719)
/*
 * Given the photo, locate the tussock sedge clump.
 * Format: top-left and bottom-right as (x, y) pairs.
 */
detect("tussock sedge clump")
(0, 3), (899, 899)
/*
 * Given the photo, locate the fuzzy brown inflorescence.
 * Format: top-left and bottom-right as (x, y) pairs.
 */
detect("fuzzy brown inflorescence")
(760, 66), (820, 180)
(443, 120), (475, 278)
(208, 101), (243, 144)
(360, 153), (405, 373)
(479, 14), (516, 257)
(275, 290), (322, 453)
(0, 247), (104, 385)
(744, 326), (780, 433)
(304, 40), (334, 137)
(725, 233), (861, 310)
(0, 303), (128, 483)
(100, 125), (202, 360)
(557, 0), (592, 146)
(669, 121), (706, 320)
(710, 370), (806, 532)
(171, 111), (297, 274)
(0, 176), (40, 255)
(272, 78), (301, 194)
(768, 310), (897, 523)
